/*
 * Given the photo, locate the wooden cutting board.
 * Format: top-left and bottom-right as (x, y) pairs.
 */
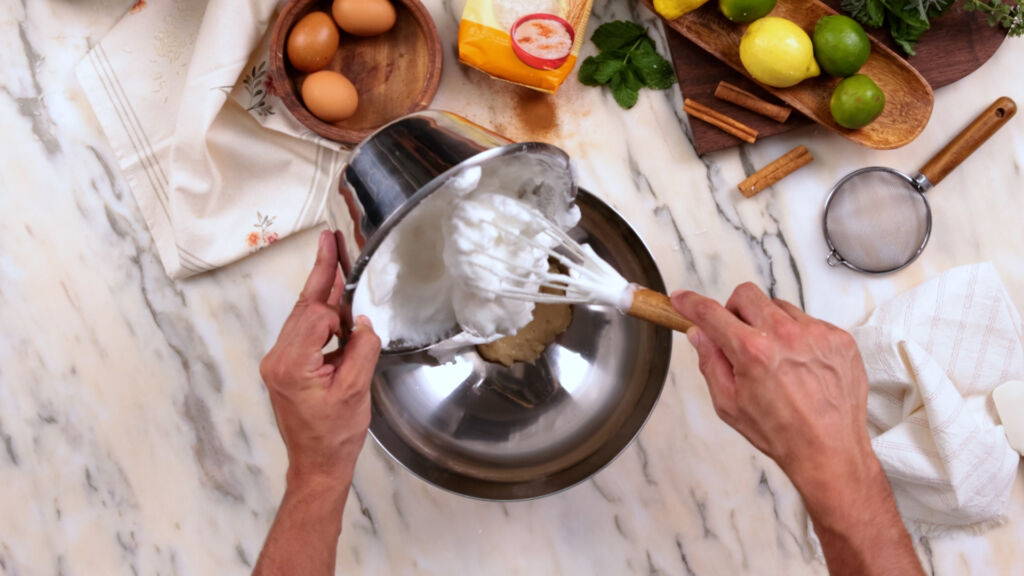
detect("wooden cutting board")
(665, 0), (1008, 155)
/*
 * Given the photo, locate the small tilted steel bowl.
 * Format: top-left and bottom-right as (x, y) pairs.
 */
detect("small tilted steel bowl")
(325, 111), (672, 500)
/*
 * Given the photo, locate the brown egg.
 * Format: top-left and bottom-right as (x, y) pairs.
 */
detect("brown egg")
(287, 12), (340, 73)
(332, 0), (397, 36)
(301, 70), (359, 122)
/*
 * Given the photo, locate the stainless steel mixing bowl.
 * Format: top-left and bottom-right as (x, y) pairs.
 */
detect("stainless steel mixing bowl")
(326, 111), (672, 500)
(368, 190), (672, 500)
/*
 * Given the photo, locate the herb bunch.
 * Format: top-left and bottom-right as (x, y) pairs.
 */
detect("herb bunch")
(578, 21), (676, 109)
(842, 0), (1022, 56)
(963, 0), (1024, 34)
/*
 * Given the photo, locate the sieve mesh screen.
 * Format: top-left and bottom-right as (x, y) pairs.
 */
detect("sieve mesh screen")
(824, 169), (930, 273)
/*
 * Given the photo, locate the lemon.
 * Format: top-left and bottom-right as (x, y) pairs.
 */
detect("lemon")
(654, 0), (711, 19)
(739, 17), (820, 88)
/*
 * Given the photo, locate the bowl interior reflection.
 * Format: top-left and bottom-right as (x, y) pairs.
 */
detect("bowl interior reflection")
(368, 189), (673, 500)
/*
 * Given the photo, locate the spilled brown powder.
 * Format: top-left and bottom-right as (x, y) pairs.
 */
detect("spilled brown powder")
(514, 88), (558, 135)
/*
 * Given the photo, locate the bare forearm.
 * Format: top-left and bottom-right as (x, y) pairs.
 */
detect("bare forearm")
(253, 473), (350, 576)
(796, 455), (923, 576)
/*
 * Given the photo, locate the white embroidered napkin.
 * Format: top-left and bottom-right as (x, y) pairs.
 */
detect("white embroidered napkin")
(76, 0), (344, 279)
(853, 262), (1022, 533)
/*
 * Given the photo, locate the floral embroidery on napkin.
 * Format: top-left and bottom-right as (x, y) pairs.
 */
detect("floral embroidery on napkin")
(130, 0), (147, 14)
(243, 61), (275, 118)
(247, 211), (279, 251)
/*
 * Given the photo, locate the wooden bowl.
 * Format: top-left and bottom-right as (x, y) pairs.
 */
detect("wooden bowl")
(640, 0), (934, 150)
(270, 0), (442, 146)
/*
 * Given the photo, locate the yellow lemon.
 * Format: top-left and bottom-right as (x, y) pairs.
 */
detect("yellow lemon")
(654, 0), (711, 19)
(739, 17), (820, 88)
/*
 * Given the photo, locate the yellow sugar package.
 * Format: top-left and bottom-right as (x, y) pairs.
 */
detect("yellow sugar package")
(458, 0), (594, 93)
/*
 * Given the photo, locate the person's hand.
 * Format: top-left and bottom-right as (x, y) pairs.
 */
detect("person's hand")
(259, 230), (381, 489)
(672, 284), (924, 576)
(670, 283), (874, 508)
(253, 232), (381, 575)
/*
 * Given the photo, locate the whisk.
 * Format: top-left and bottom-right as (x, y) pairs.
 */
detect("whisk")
(459, 206), (695, 334)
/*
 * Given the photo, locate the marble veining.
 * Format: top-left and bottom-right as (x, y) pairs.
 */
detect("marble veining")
(1, 0), (1023, 575)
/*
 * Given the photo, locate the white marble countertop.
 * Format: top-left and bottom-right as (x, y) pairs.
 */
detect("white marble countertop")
(1, 0), (1022, 574)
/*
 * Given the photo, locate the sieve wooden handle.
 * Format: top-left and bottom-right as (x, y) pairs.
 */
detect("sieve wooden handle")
(918, 96), (1016, 187)
(627, 287), (695, 333)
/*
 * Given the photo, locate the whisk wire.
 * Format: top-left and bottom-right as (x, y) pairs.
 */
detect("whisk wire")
(454, 206), (629, 307)
(465, 219), (612, 303)
(483, 288), (591, 304)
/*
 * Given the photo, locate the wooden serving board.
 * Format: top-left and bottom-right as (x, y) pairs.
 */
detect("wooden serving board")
(650, 0), (937, 150)
(661, 0), (1007, 155)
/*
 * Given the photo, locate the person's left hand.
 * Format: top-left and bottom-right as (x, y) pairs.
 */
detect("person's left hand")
(259, 230), (381, 489)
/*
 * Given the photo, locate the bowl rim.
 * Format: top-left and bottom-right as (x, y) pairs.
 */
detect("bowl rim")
(366, 188), (674, 501)
(269, 0), (443, 146)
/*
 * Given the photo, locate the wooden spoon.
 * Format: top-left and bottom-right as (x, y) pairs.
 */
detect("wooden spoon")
(639, 0), (934, 150)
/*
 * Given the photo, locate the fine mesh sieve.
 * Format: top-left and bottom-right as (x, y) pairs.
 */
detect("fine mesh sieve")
(823, 97), (1017, 274)
(823, 167), (932, 273)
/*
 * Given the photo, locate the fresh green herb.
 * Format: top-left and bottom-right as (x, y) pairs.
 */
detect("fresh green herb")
(590, 20), (647, 52)
(963, 0), (1024, 36)
(843, 0), (886, 27)
(577, 20), (676, 109)
(842, 0), (1022, 56)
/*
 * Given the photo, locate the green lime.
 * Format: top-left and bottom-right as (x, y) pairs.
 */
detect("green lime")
(813, 15), (870, 77)
(719, 0), (777, 23)
(830, 74), (885, 129)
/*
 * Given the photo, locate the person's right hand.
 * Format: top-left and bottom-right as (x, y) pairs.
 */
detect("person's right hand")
(672, 283), (924, 576)
(670, 283), (875, 507)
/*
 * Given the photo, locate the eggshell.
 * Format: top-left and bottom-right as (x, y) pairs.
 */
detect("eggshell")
(301, 70), (359, 122)
(332, 0), (397, 36)
(287, 12), (340, 73)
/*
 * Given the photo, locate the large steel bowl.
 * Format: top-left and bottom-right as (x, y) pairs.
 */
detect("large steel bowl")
(368, 189), (672, 500)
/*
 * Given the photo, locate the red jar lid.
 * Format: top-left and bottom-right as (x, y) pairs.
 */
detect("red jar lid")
(510, 13), (575, 70)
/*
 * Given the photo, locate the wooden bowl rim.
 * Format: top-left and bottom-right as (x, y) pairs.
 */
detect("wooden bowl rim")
(269, 0), (443, 147)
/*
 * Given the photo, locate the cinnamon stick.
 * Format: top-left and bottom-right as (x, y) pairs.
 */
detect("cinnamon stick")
(738, 145), (813, 198)
(714, 81), (792, 123)
(683, 98), (758, 144)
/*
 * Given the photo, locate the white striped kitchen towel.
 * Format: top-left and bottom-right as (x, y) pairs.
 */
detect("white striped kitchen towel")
(76, 0), (344, 279)
(853, 262), (1022, 533)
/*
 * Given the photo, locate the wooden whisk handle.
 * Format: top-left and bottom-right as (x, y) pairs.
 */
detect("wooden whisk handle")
(919, 96), (1016, 187)
(627, 287), (694, 333)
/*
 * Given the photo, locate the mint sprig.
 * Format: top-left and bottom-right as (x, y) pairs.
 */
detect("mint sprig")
(577, 21), (676, 109)
(591, 20), (647, 52)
